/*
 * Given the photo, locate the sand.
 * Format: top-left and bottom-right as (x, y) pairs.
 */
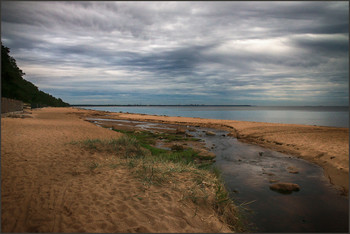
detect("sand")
(2, 107), (348, 232)
(1, 107), (233, 233)
(107, 111), (349, 194)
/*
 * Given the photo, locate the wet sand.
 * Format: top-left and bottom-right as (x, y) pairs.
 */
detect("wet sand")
(104, 111), (349, 194)
(1, 107), (232, 233)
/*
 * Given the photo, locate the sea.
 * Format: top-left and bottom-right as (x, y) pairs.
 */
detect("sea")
(78, 106), (349, 128)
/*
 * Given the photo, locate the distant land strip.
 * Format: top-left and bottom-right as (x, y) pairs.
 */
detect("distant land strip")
(70, 104), (253, 107)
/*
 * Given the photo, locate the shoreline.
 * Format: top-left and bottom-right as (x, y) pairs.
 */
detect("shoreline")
(81, 107), (349, 194)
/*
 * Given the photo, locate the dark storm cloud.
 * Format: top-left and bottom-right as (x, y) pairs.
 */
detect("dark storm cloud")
(1, 1), (348, 105)
(292, 36), (348, 55)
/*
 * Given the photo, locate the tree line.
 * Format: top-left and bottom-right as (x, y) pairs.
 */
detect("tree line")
(1, 43), (69, 107)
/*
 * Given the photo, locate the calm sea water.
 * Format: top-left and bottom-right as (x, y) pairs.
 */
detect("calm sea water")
(79, 106), (349, 128)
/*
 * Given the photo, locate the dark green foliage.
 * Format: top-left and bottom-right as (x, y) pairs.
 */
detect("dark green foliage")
(1, 43), (69, 107)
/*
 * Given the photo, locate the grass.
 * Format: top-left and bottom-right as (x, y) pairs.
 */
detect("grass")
(112, 128), (201, 144)
(112, 128), (212, 165)
(72, 135), (146, 158)
(181, 185), (209, 205)
(71, 130), (247, 232)
(87, 161), (99, 171)
(171, 144), (184, 151)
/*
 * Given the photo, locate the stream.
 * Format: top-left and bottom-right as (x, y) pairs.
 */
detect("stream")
(89, 118), (349, 232)
(191, 127), (348, 233)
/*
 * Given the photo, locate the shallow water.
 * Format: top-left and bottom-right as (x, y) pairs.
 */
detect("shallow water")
(191, 127), (348, 232)
(85, 118), (175, 131)
(81, 106), (349, 127)
(89, 117), (349, 232)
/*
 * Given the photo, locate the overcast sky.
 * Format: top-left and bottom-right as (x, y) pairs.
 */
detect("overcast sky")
(1, 1), (348, 105)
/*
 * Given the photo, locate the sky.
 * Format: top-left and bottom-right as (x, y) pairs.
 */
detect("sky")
(1, 1), (349, 106)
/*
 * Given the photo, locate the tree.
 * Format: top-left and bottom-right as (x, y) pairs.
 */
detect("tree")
(1, 43), (69, 107)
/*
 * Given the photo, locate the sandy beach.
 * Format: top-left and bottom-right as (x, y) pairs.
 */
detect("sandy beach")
(1, 107), (235, 233)
(2, 107), (348, 232)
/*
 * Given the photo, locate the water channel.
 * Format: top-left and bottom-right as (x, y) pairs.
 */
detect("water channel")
(191, 127), (348, 232)
(89, 118), (349, 232)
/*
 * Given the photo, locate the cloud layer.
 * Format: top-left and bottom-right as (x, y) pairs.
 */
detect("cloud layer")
(1, 1), (348, 105)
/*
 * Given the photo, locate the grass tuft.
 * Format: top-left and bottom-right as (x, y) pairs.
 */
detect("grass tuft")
(87, 161), (99, 171)
(73, 135), (146, 158)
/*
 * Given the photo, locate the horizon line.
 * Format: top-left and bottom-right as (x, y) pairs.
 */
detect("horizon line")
(70, 104), (348, 107)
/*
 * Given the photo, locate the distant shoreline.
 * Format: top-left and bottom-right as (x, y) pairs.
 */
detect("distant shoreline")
(70, 104), (348, 107)
(74, 105), (349, 128)
(70, 104), (253, 107)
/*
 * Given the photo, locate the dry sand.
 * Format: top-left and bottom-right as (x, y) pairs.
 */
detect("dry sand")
(1, 107), (233, 233)
(106, 111), (349, 194)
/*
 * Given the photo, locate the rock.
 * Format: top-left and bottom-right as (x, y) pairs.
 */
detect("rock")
(269, 182), (300, 194)
(205, 131), (216, 136)
(287, 166), (299, 174)
(263, 172), (275, 176)
(197, 149), (216, 159)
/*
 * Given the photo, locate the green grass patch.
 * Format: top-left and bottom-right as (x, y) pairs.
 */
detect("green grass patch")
(158, 132), (201, 143)
(110, 128), (205, 165)
(112, 128), (200, 145)
(158, 148), (199, 165)
(141, 143), (168, 155)
(74, 135), (146, 158)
